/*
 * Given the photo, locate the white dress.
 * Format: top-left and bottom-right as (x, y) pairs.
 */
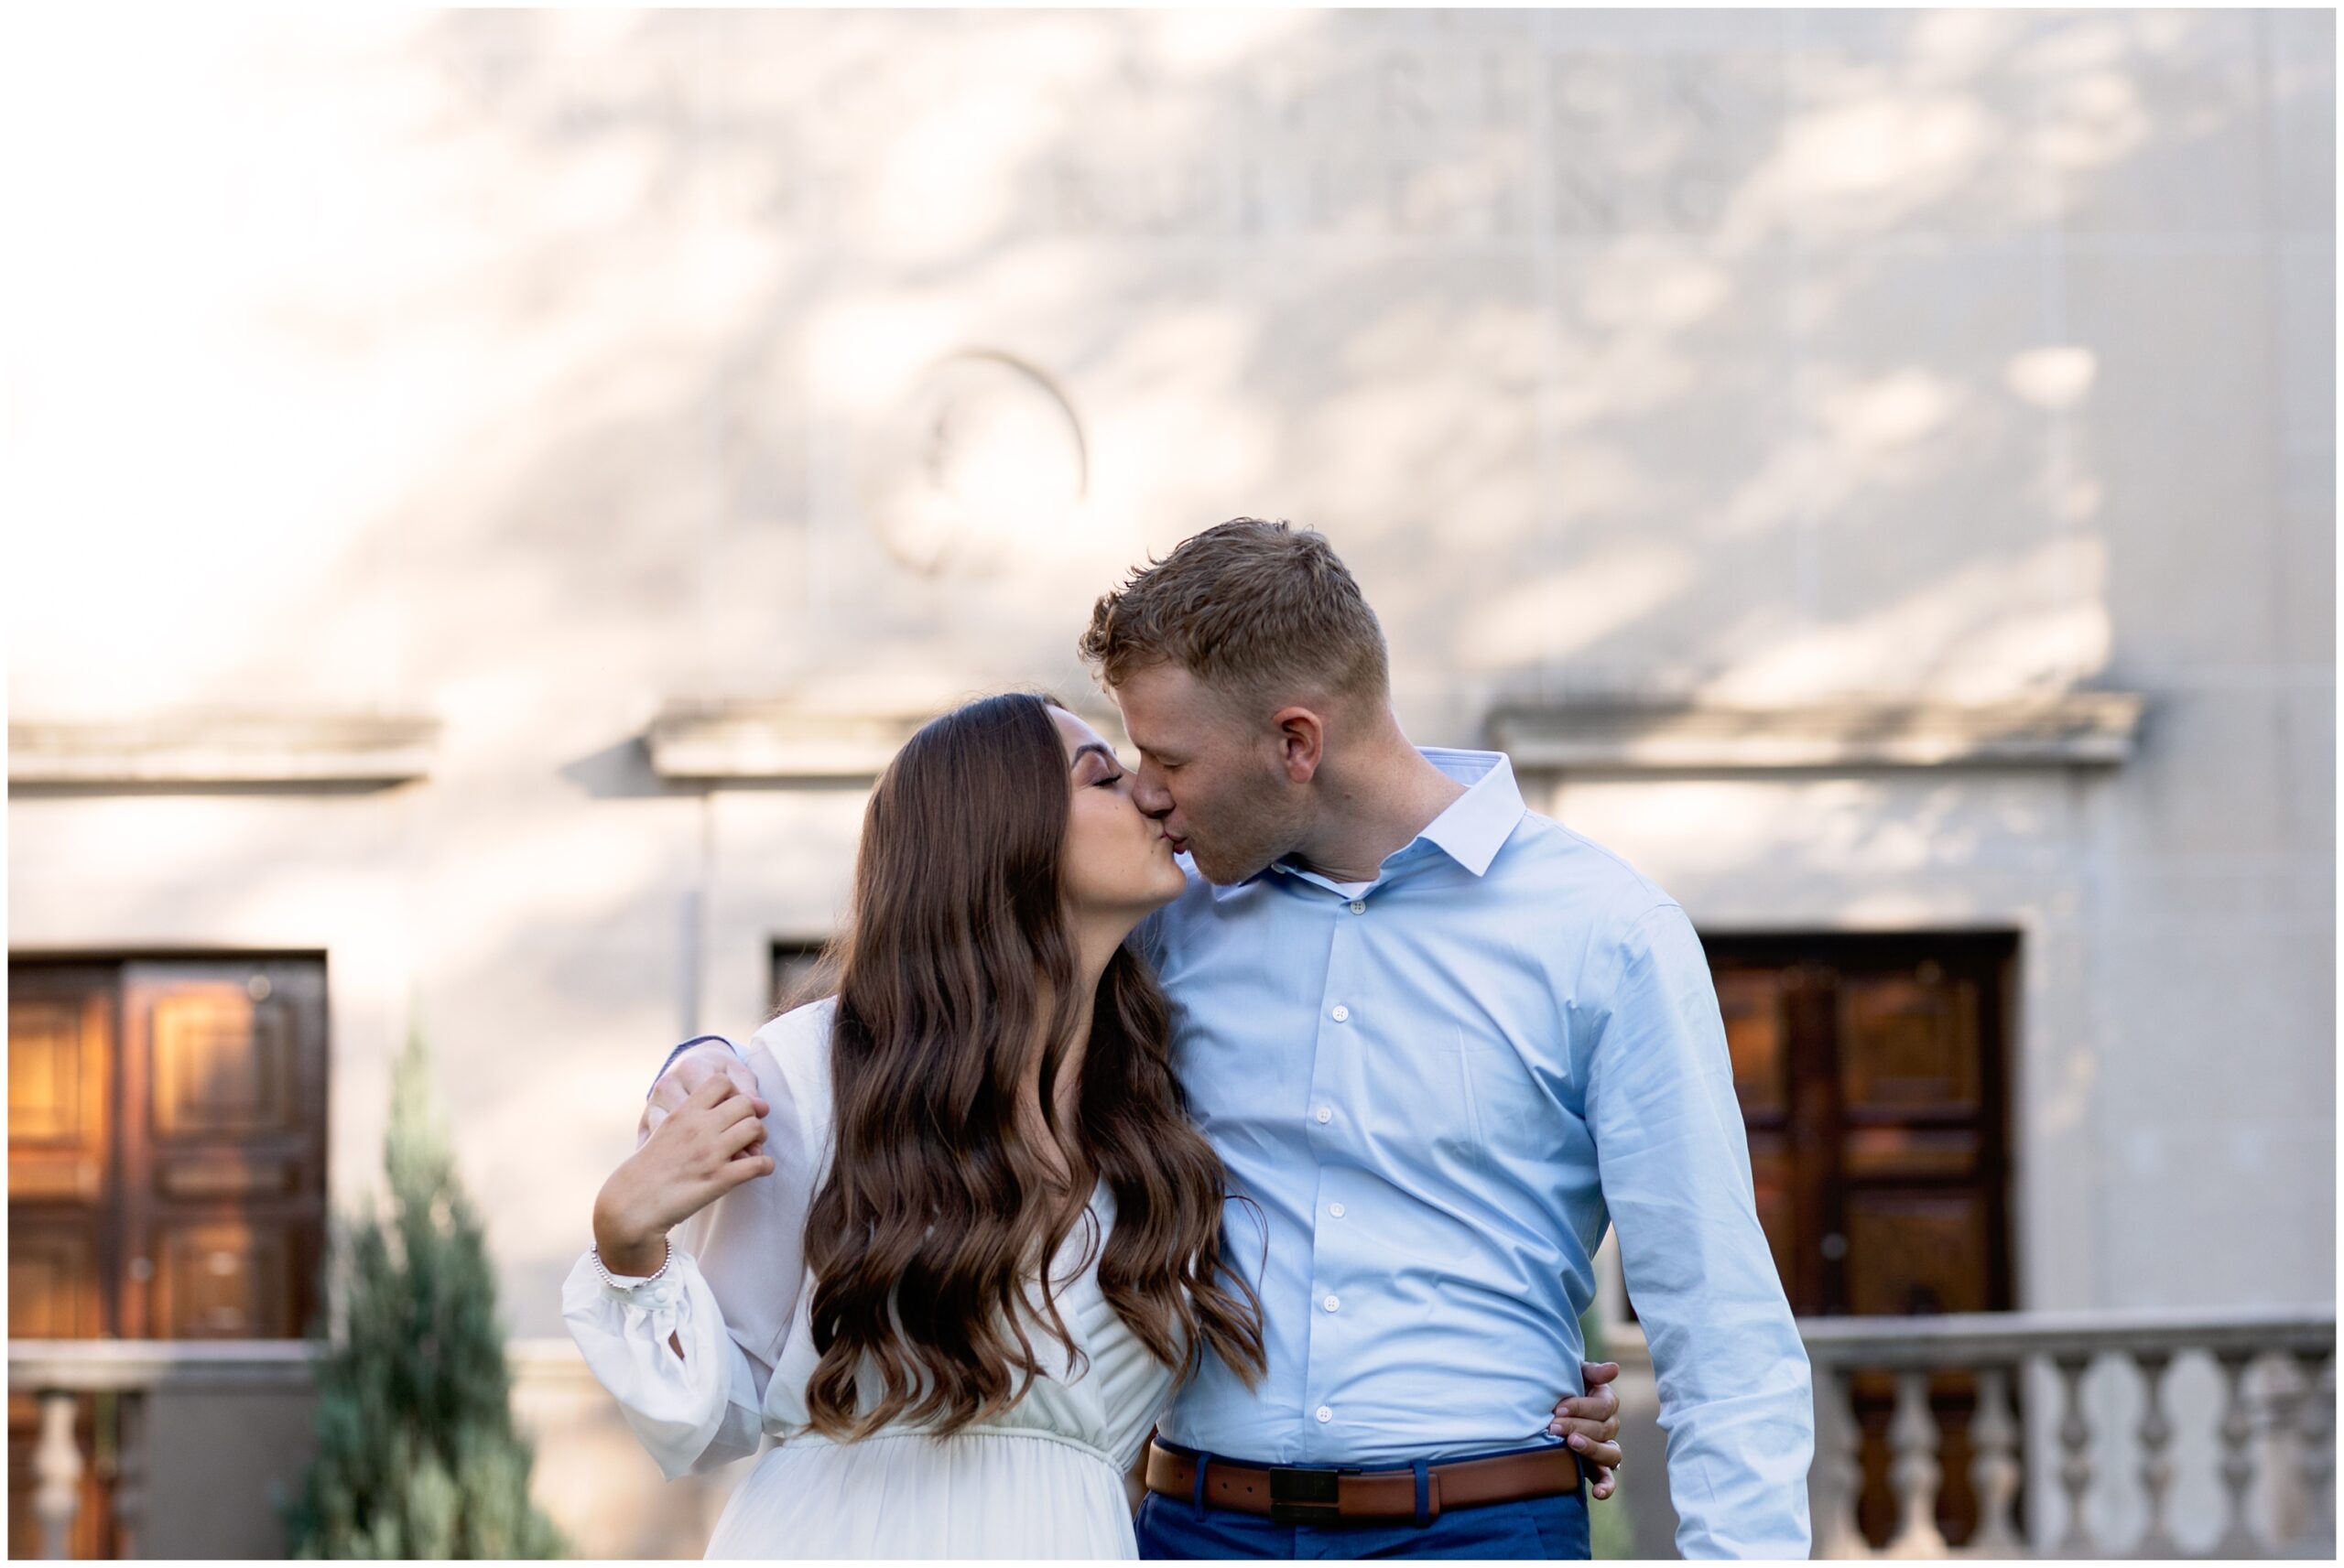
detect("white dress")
(562, 998), (1177, 1559)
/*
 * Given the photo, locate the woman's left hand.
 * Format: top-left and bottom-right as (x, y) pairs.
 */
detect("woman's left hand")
(1548, 1359), (1623, 1500)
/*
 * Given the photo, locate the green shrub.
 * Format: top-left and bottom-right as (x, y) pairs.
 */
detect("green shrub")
(284, 1027), (565, 1558)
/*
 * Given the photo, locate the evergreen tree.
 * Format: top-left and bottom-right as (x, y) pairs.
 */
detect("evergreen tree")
(284, 1026), (566, 1558)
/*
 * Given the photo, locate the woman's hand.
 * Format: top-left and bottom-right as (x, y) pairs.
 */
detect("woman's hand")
(1547, 1359), (1624, 1500)
(592, 1075), (775, 1276)
(640, 1041), (765, 1151)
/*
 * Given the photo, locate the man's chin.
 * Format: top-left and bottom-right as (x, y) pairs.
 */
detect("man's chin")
(1185, 844), (1276, 887)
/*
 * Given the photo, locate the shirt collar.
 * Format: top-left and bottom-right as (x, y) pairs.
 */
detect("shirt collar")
(1207, 747), (1527, 899)
(1408, 747), (1528, 877)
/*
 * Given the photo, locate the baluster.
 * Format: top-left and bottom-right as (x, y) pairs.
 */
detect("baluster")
(2211, 1348), (2260, 1558)
(2053, 1352), (2096, 1555)
(112, 1390), (148, 1560)
(1813, 1364), (1868, 1559)
(2133, 1349), (2176, 1555)
(33, 1390), (82, 1561)
(1967, 1364), (2022, 1554)
(1885, 1368), (1947, 1557)
(2295, 1349), (2336, 1555)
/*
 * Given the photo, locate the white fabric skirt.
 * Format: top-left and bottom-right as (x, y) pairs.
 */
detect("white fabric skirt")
(705, 1427), (1137, 1560)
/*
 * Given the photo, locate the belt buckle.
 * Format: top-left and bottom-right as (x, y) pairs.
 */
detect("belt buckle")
(1266, 1465), (1345, 1525)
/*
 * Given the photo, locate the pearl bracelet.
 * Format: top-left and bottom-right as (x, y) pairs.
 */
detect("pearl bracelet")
(591, 1238), (672, 1290)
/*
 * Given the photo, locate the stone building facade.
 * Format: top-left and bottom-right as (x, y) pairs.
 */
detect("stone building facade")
(7, 9), (2331, 1557)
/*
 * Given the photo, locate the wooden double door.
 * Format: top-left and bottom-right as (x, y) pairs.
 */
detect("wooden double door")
(7, 957), (329, 1557)
(1706, 932), (2019, 1549)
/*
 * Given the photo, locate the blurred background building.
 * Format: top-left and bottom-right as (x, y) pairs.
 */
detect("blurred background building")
(5, 7), (2334, 1559)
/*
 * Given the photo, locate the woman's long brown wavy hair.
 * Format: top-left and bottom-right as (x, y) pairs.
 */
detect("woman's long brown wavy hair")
(798, 692), (1265, 1440)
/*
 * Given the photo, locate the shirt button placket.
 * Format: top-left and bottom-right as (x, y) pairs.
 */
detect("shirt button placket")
(1307, 888), (1361, 1461)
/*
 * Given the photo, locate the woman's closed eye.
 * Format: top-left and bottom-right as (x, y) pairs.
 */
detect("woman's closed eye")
(1069, 742), (1132, 791)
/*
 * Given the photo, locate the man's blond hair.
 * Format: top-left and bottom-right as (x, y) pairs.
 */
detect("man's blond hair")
(1079, 518), (1390, 710)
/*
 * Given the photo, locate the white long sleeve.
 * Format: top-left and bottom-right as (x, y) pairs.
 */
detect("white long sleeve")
(561, 1248), (773, 1478)
(563, 1028), (826, 1479)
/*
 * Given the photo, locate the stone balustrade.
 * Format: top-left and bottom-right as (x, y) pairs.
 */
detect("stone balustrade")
(13, 1311), (2338, 1559)
(11, 1339), (315, 1559)
(1800, 1306), (2335, 1559)
(7, 1337), (730, 1560)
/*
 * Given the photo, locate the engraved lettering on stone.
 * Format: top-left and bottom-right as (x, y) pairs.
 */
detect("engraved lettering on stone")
(1555, 167), (1621, 234)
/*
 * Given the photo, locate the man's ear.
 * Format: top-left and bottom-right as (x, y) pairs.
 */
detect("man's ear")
(1270, 706), (1326, 784)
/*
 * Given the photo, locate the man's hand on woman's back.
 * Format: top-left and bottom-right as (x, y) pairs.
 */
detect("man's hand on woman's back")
(642, 1040), (766, 1152)
(1550, 1359), (1623, 1499)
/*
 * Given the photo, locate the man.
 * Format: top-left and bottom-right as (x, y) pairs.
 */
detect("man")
(1076, 520), (1810, 1558)
(653, 518), (1798, 1557)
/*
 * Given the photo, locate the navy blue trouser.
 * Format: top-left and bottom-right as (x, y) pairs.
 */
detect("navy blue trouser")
(1134, 1443), (1591, 1560)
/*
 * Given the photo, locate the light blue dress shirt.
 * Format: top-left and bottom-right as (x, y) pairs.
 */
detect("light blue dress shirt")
(1137, 748), (1813, 1559)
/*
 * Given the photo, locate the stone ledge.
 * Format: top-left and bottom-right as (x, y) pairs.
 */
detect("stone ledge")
(1487, 692), (2146, 772)
(646, 702), (933, 781)
(9, 712), (439, 786)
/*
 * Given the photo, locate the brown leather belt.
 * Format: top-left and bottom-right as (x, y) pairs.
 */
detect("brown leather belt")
(1143, 1438), (1582, 1526)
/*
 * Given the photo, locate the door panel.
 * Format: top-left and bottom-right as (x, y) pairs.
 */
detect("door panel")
(1717, 970), (1792, 1116)
(149, 988), (303, 1138)
(119, 961), (328, 1341)
(7, 1225), (102, 1339)
(9, 994), (106, 1145)
(1837, 969), (1982, 1119)
(1743, 1131), (1800, 1296)
(1844, 1190), (1993, 1317)
(6, 968), (116, 1558)
(7, 969), (114, 1339)
(154, 1221), (296, 1339)
(1842, 1126), (1983, 1181)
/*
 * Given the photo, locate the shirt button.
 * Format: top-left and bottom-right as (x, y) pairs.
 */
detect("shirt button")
(1349, 901), (1366, 914)
(1329, 1202), (1346, 1217)
(1330, 1004), (1350, 1022)
(1323, 1294), (1340, 1313)
(1316, 1406), (1333, 1423)
(1315, 1106), (1333, 1125)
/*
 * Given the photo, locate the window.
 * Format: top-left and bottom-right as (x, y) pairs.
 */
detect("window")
(7, 956), (329, 1555)
(768, 940), (837, 1016)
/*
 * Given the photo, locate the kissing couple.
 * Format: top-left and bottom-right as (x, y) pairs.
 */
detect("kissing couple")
(566, 519), (1815, 1558)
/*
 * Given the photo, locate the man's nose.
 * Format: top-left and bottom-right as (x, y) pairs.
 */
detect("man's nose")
(1132, 772), (1174, 818)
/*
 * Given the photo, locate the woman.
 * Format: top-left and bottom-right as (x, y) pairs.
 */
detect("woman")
(566, 693), (1619, 1557)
